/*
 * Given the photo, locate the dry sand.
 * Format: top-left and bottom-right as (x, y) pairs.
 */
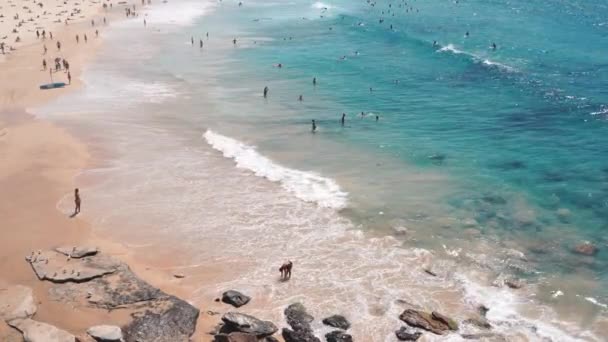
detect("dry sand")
(0, 1), (225, 340)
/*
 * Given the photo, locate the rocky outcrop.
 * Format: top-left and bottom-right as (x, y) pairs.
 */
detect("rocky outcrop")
(395, 327), (421, 341)
(399, 309), (458, 335)
(87, 325), (123, 341)
(282, 303), (320, 342)
(461, 332), (507, 341)
(325, 330), (352, 342)
(0, 285), (37, 322)
(221, 290), (251, 308)
(8, 318), (76, 342)
(573, 242), (598, 256)
(463, 317), (492, 330)
(220, 312), (277, 338)
(24, 249), (200, 342)
(55, 246), (98, 258)
(321, 315), (350, 330)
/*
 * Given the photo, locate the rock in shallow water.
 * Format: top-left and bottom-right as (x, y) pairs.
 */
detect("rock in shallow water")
(282, 327), (321, 342)
(221, 312), (277, 338)
(399, 309), (457, 335)
(573, 242), (599, 256)
(321, 315), (350, 330)
(8, 318), (76, 342)
(87, 325), (122, 342)
(285, 303), (314, 331)
(325, 330), (352, 342)
(0, 285), (37, 322)
(395, 327), (421, 341)
(221, 290), (251, 308)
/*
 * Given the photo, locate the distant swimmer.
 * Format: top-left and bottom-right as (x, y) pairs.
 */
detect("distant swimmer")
(433, 40), (437, 47)
(200, 39), (203, 48)
(238, 1), (242, 6)
(143, 19), (146, 26)
(206, 32), (209, 39)
(313, 77), (317, 86)
(361, 111), (365, 117)
(191, 36), (194, 45)
(369, 87), (373, 92)
(491, 42), (497, 50)
(341, 112), (346, 126)
(312, 119), (317, 133)
(465, 31), (469, 38)
(233, 38), (237, 45)
(275, 63), (282, 68)
(376, 114), (379, 121)
(298, 95), (303, 101)
(263, 86), (268, 98)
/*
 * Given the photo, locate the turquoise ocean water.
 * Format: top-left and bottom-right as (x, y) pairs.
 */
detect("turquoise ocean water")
(38, 0), (608, 339)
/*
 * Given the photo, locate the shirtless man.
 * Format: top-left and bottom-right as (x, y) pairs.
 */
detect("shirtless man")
(73, 188), (81, 215)
(279, 261), (293, 280)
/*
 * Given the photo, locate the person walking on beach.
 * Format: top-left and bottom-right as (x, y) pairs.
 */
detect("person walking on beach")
(76, 34), (79, 44)
(84, 34), (88, 43)
(43, 44), (47, 54)
(49, 32), (53, 40)
(312, 119), (317, 133)
(96, 30), (99, 37)
(42, 59), (47, 70)
(263, 86), (268, 98)
(67, 71), (71, 85)
(143, 19), (146, 27)
(279, 261), (293, 281)
(200, 39), (203, 48)
(341, 112), (346, 126)
(57, 41), (61, 51)
(73, 188), (81, 215)
(191, 36), (194, 45)
(233, 38), (237, 46)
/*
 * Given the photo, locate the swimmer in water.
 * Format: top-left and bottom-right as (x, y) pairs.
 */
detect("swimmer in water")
(233, 38), (237, 45)
(433, 40), (438, 47)
(341, 113), (346, 126)
(491, 42), (497, 50)
(465, 31), (469, 38)
(312, 119), (317, 133)
(313, 77), (317, 86)
(263, 86), (268, 98)
(298, 95), (303, 101)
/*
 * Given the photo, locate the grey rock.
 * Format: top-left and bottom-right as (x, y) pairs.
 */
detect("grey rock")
(395, 327), (421, 341)
(463, 317), (492, 330)
(123, 296), (199, 342)
(8, 318), (76, 342)
(431, 311), (458, 331)
(87, 325), (123, 341)
(55, 246), (98, 258)
(322, 315), (350, 330)
(220, 312), (277, 338)
(221, 290), (251, 308)
(0, 285), (37, 322)
(282, 328), (321, 342)
(285, 303), (314, 331)
(504, 278), (523, 289)
(325, 330), (352, 342)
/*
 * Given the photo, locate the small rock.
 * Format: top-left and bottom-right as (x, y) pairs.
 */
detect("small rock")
(87, 325), (122, 342)
(432, 311), (458, 331)
(392, 226), (408, 236)
(285, 303), (314, 331)
(573, 242), (598, 256)
(221, 312), (278, 338)
(173, 273), (185, 279)
(325, 330), (352, 342)
(504, 279), (523, 289)
(0, 285), (37, 322)
(463, 317), (492, 330)
(322, 315), (350, 330)
(221, 290), (251, 308)
(9, 318), (76, 342)
(462, 218), (478, 228)
(395, 327), (422, 341)
(399, 309), (455, 335)
(282, 328), (320, 342)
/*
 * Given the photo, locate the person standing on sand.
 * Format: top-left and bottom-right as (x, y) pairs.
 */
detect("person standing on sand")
(200, 39), (203, 48)
(191, 36), (194, 45)
(1, 43), (5, 55)
(84, 34), (88, 43)
(67, 71), (71, 85)
(263, 86), (268, 98)
(279, 261), (292, 281)
(341, 112), (346, 126)
(144, 19), (146, 27)
(57, 41), (61, 51)
(313, 77), (317, 86)
(42, 59), (47, 70)
(76, 34), (79, 43)
(73, 188), (81, 215)
(49, 32), (53, 40)
(43, 44), (47, 54)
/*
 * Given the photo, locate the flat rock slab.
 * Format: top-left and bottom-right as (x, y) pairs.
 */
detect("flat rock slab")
(0, 285), (37, 322)
(26, 251), (120, 283)
(9, 318), (76, 342)
(55, 246), (98, 258)
(322, 315), (350, 330)
(87, 325), (123, 341)
(221, 290), (251, 308)
(325, 330), (352, 342)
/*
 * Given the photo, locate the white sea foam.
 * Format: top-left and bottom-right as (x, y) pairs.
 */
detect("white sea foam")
(312, 1), (334, 10)
(438, 43), (518, 72)
(203, 130), (348, 209)
(585, 297), (608, 309)
(142, 1), (215, 27)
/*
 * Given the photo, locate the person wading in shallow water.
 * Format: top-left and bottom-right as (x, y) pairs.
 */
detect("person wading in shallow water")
(279, 261), (293, 281)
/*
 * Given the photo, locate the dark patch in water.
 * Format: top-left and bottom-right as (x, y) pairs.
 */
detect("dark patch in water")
(543, 171), (566, 182)
(428, 153), (446, 165)
(493, 160), (527, 171)
(481, 194), (507, 205)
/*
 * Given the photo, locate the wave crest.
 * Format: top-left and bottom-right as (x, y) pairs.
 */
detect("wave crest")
(203, 130), (348, 209)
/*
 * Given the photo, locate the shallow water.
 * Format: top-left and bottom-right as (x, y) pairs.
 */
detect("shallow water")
(35, 0), (608, 340)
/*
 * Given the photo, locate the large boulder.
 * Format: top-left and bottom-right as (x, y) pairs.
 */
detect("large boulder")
(399, 309), (457, 335)
(395, 327), (421, 341)
(221, 290), (251, 308)
(321, 315), (350, 330)
(285, 303), (314, 331)
(8, 318), (76, 342)
(573, 242), (598, 256)
(87, 325), (122, 341)
(221, 312), (277, 338)
(0, 285), (37, 322)
(325, 330), (352, 342)
(123, 296), (199, 342)
(282, 328), (321, 342)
